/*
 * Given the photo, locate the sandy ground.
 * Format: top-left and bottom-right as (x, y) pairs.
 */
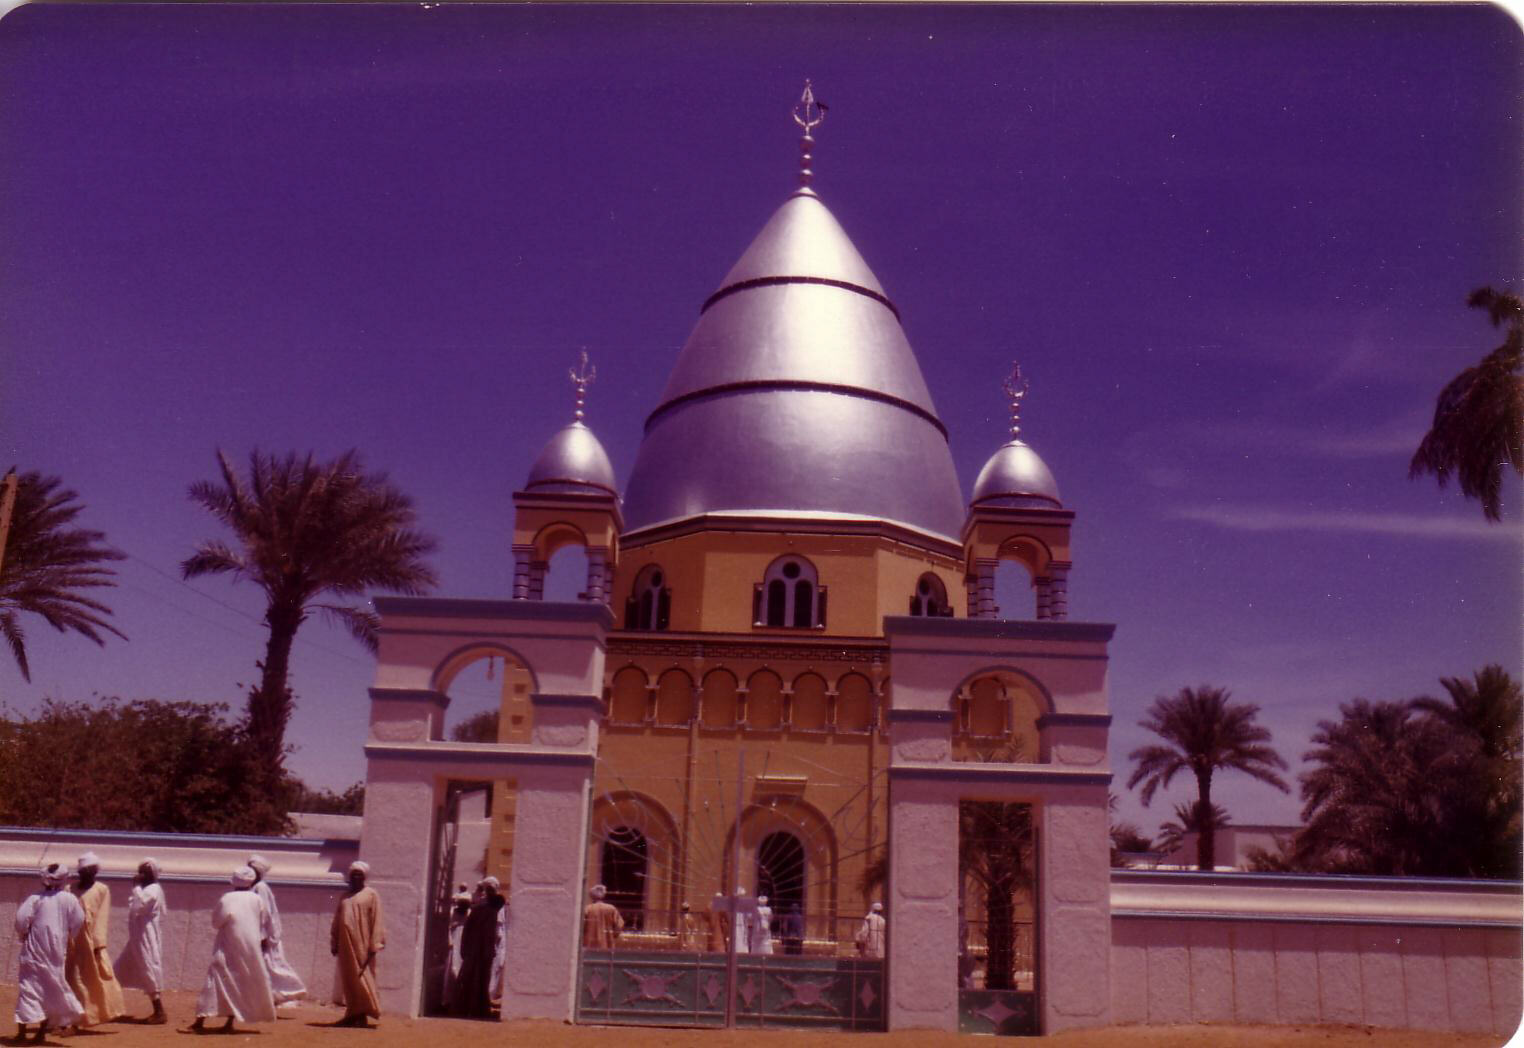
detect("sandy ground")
(0, 987), (1511, 1047)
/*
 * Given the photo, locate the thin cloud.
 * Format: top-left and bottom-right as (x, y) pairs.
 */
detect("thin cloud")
(1169, 505), (1521, 542)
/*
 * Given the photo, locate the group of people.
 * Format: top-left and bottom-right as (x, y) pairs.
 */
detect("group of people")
(12, 851), (387, 1041)
(579, 884), (885, 960)
(441, 875), (509, 1018)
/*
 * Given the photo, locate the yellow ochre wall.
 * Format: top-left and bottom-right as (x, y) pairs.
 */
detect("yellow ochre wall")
(611, 529), (964, 635)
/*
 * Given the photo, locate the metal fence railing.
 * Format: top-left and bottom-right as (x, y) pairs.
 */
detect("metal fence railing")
(597, 907), (889, 959)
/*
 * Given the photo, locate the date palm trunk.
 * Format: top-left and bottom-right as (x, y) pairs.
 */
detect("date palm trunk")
(1195, 772), (1214, 871)
(249, 600), (303, 772)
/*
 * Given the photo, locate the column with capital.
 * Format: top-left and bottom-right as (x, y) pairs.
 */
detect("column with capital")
(1048, 563), (1070, 621)
(512, 545), (534, 599)
(974, 558), (998, 619)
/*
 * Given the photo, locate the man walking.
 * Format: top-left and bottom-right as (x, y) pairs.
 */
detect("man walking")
(247, 854), (308, 1006)
(190, 866), (276, 1035)
(13, 863), (85, 1043)
(114, 859), (167, 1024)
(331, 861), (385, 1028)
(66, 852), (124, 1027)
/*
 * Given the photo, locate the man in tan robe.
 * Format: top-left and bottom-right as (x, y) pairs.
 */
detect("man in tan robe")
(581, 884), (623, 948)
(65, 852), (124, 1027)
(331, 861), (385, 1028)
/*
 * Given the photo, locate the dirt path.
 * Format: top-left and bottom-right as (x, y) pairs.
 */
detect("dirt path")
(0, 986), (1509, 1047)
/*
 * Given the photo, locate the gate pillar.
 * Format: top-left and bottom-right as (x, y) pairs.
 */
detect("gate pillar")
(884, 616), (1115, 1036)
(356, 598), (609, 1019)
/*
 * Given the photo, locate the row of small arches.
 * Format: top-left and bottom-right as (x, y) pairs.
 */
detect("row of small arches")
(607, 666), (883, 733)
(626, 557), (952, 632)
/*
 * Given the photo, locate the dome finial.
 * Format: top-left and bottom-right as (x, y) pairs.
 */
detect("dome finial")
(792, 80), (826, 187)
(569, 349), (596, 422)
(1002, 362), (1029, 440)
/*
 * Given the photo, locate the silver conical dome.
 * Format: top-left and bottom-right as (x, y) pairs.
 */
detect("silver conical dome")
(970, 440), (1062, 509)
(620, 189), (964, 541)
(525, 421), (617, 497)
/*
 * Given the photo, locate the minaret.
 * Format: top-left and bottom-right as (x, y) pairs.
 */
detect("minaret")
(511, 351), (622, 603)
(963, 364), (1074, 619)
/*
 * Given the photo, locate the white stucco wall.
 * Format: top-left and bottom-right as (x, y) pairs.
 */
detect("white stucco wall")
(1110, 871), (1523, 1038)
(0, 826), (355, 999)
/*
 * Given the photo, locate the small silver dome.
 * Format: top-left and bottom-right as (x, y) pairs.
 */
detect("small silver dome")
(970, 440), (1062, 509)
(525, 421), (617, 497)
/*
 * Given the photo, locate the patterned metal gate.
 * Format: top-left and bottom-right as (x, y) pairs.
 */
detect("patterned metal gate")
(576, 949), (885, 1031)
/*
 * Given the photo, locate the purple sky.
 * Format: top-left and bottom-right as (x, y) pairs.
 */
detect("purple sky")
(2, 4), (1519, 841)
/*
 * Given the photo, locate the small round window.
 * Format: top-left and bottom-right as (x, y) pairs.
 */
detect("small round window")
(782, 562), (801, 580)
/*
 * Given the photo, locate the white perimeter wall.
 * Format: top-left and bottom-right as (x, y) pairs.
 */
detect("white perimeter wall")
(0, 826), (357, 1000)
(1111, 870), (1523, 1039)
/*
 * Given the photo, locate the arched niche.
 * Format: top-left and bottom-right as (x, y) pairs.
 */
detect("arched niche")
(608, 665), (650, 726)
(654, 668), (694, 726)
(700, 669), (738, 729)
(746, 669), (784, 731)
(791, 672), (829, 732)
(835, 673), (875, 734)
(950, 667), (1052, 763)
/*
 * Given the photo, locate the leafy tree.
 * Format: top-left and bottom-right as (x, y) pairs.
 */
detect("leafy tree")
(1410, 287), (1523, 521)
(0, 472), (125, 680)
(0, 698), (289, 834)
(182, 449), (437, 772)
(450, 709), (500, 743)
(1155, 800), (1231, 860)
(1109, 823), (1154, 867)
(1127, 686), (1289, 871)
(289, 780), (366, 816)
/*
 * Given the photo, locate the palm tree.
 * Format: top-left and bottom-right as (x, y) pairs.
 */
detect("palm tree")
(183, 450), (437, 770)
(1410, 287), (1523, 521)
(959, 800), (1033, 991)
(1154, 800), (1231, 860)
(1412, 666), (1522, 877)
(0, 471), (125, 680)
(1126, 686), (1289, 871)
(1295, 698), (1465, 875)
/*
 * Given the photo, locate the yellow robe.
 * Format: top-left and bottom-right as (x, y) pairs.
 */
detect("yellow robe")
(331, 886), (385, 1019)
(66, 880), (124, 1026)
(581, 901), (623, 948)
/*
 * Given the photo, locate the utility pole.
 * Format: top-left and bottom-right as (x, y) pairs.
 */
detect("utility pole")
(0, 469), (18, 579)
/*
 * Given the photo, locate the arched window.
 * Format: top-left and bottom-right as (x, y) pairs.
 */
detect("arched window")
(756, 831), (806, 919)
(601, 825), (648, 929)
(625, 565), (670, 631)
(910, 573), (951, 617)
(753, 557), (825, 629)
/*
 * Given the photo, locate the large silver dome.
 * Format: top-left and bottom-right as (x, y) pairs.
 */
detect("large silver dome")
(525, 421), (618, 497)
(970, 440), (1062, 509)
(621, 189), (965, 541)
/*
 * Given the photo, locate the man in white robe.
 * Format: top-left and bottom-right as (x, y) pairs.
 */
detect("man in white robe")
(190, 866), (276, 1034)
(247, 853), (308, 1006)
(114, 859), (167, 1024)
(753, 895), (775, 955)
(855, 901), (886, 959)
(14, 863), (85, 1043)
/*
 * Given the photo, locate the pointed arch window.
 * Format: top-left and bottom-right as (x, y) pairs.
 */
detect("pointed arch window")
(909, 573), (952, 617)
(625, 565), (671, 631)
(753, 556), (825, 629)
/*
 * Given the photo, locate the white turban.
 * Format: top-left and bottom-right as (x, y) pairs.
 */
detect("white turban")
(590, 884), (607, 900)
(758, 895), (769, 905)
(870, 902), (883, 912)
(248, 854), (271, 876)
(452, 891), (472, 905)
(77, 851), (101, 872)
(348, 861), (370, 877)
(479, 876), (501, 892)
(41, 862), (69, 887)
(141, 858), (161, 879)
(230, 865), (257, 888)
